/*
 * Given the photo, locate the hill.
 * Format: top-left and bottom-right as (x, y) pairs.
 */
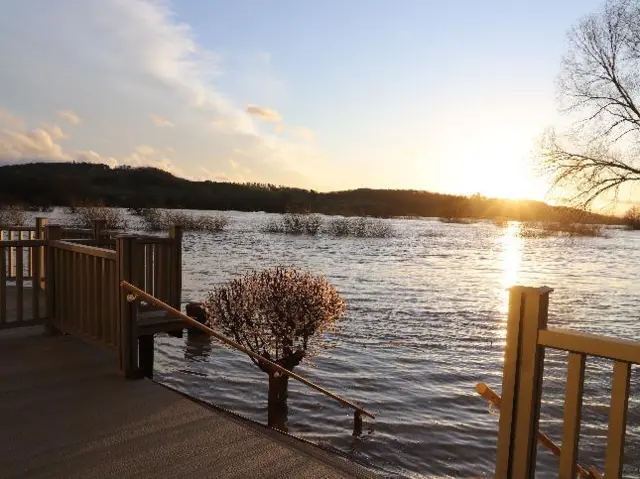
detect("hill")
(0, 162), (619, 223)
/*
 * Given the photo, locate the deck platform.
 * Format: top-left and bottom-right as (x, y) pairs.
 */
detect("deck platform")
(0, 328), (372, 478)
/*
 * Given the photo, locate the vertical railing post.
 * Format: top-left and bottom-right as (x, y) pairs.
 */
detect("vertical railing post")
(93, 220), (107, 241)
(35, 217), (48, 288)
(116, 235), (139, 378)
(353, 410), (363, 436)
(495, 286), (552, 479)
(169, 226), (182, 310)
(44, 225), (62, 335)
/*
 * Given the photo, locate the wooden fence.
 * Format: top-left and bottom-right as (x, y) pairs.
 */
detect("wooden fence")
(0, 239), (47, 327)
(47, 237), (119, 351)
(1, 219), (182, 338)
(496, 286), (639, 479)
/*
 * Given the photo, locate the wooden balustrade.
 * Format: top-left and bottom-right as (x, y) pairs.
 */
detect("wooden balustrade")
(1, 219), (181, 345)
(0, 239), (48, 329)
(47, 239), (119, 350)
(496, 286), (639, 478)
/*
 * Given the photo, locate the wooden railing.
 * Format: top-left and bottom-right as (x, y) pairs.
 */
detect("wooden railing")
(0, 218), (47, 282)
(496, 286), (639, 479)
(47, 239), (119, 351)
(0, 239), (47, 328)
(121, 280), (375, 432)
(132, 231), (182, 309)
(44, 228), (182, 356)
(1, 219), (180, 336)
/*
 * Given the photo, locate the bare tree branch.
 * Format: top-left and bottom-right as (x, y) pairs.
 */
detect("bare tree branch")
(545, 0), (640, 206)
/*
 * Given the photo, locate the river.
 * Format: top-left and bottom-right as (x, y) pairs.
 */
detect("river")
(48, 210), (640, 477)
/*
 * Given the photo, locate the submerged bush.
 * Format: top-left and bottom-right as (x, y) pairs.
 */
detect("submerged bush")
(517, 221), (604, 238)
(492, 218), (508, 228)
(203, 267), (345, 365)
(139, 208), (229, 232)
(541, 221), (603, 237)
(263, 213), (322, 235)
(625, 206), (640, 231)
(202, 267), (346, 428)
(0, 206), (27, 228)
(69, 205), (126, 230)
(438, 217), (479, 225)
(326, 216), (395, 238)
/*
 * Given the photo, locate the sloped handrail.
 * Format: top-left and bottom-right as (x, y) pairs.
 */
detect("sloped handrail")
(120, 281), (376, 423)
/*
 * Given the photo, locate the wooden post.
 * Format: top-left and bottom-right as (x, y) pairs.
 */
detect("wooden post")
(35, 218), (48, 289)
(138, 334), (154, 378)
(44, 225), (62, 335)
(169, 226), (182, 310)
(353, 410), (363, 437)
(604, 360), (631, 478)
(116, 235), (140, 378)
(495, 286), (552, 479)
(93, 220), (107, 240)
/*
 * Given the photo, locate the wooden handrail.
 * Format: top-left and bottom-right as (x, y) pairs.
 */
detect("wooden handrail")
(0, 240), (48, 247)
(476, 383), (601, 479)
(50, 240), (117, 261)
(120, 280), (375, 419)
(538, 328), (640, 364)
(0, 226), (37, 232)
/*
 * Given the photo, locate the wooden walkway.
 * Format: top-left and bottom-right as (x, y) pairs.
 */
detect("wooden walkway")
(0, 328), (373, 479)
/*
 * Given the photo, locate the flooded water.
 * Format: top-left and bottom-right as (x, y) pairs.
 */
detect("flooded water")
(48, 210), (640, 477)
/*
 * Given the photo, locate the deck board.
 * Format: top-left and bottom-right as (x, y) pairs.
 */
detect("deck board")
(0, 328), (372, 478)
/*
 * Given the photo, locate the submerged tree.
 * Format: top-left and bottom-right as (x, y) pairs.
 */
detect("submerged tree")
(543, 0), (640, 206)
(202, 267), (346, 429)
(625, 205), (640, 229)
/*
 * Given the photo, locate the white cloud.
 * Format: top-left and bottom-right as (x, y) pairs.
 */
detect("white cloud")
(246, 105), (282, 122)
(0, 126), (68, 163)
(276, 124), (316, 141)
(41, 124), (67, 140)
(58, 110), (81, 125)
(135, 144), (155, 155)
(0, 110), (182, 174)
(150, 114), (174, 128)
(0, 1), (326, 189)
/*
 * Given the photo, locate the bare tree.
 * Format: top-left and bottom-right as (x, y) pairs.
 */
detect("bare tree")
(202, 267), (345, 429)
(544, 0), (640, 206)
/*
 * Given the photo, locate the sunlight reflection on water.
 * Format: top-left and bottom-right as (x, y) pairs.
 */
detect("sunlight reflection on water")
(498, 222), (523, 316)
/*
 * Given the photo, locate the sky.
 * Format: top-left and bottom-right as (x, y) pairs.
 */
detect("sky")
(0, 0), (606, 200)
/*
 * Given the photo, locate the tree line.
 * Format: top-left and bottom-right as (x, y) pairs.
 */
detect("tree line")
(0, 162), (618, 223)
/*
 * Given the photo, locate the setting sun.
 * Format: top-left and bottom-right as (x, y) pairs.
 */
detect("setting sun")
(436, 126), (549, 201)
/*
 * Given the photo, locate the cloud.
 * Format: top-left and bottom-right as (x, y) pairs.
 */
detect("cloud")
(246, 105), (282, 122)
(288, 126), (316, 141)
(0, 126), (68, 163)
(273, 124), (316, 141)
(150, 114), (174, 128)
(58, 110), (81, 125)
(0, 110), (181, 174)
(135, 144), (155, 155)
(0, 1), (327, 189)
(41, 124), (67, 140)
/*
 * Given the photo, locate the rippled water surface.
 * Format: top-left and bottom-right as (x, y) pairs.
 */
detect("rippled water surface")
(56, 210), (640, 477)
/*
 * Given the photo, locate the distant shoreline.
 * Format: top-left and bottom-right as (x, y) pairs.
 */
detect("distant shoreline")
(0, 162), (622, 224)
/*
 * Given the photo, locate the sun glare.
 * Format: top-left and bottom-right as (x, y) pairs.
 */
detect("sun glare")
(498, 222), (523, 315)
(444, 127), (549, 201)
